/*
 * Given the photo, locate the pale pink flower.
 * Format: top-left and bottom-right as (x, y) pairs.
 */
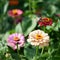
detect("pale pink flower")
(7, 33), (25, 50)
(27, 30), (49, 47)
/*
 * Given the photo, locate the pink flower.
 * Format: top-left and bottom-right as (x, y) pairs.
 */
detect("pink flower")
(8, 9), (23, 18)
(38, 17), (53, 26)
(7, 33), (25, 50)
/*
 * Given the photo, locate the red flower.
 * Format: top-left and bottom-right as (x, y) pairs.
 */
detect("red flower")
(9, 0), (19, 6)
(38, 17), (53, 26)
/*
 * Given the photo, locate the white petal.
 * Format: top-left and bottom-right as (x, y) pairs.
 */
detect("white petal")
(31, 42), (39, 46)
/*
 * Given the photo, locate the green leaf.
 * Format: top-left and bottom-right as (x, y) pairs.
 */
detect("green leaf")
(22, 15), (37, 36)
(0, 32), (9, 59)
(15, 15), (37, 36)
(54, 25), (59, 31)
(57, 19), (60, 28)
(40, 52), (49, 57)
(2, 32), (10, 41)
(50, 5), (57, 15)
(53, 22), (59, 31)
(15, 23), (23, 34)
(24, 46), (35, 60)
(46, 26), (52, 30)
(3, 1), (9, 15)
(23, 19), (37, 36)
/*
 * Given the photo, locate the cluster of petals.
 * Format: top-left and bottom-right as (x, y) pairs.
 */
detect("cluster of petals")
(38, 17), (53, 26)
(8, 9), (23, 18)
(7, 33), (25, 50)
(27, 30), (49, 47)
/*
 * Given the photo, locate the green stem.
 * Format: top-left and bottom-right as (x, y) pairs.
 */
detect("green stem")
(35, 46), (39, 60)
(17, 44), (20, 58)
(29, 0), (31, 13)
(32, 0), (36, 13)
(43, 26), (46, 32)
(40, 47), (44, 55)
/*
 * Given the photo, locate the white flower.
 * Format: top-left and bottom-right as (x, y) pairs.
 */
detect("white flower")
(27, 30), (49, 47)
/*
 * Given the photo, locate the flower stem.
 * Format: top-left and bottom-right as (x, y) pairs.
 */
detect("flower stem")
(32, 0), (36, 13)
(35, 46), (39, 60)
(41, 47), (44, 55)
(29, 0), (31, 13)
(17, 44), (20, 59)
(44, 26), (46, 32)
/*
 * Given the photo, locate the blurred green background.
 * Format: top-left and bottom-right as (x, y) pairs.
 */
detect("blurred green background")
(0, 0), (60, 60)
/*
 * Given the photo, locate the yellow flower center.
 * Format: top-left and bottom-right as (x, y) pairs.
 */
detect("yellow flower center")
(43, 18), (50, 22)
(14, 37), (19, 41)
(46, 18), (50, 22)
(35, 34), (43, 40)
(12, 9), (17, 14)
